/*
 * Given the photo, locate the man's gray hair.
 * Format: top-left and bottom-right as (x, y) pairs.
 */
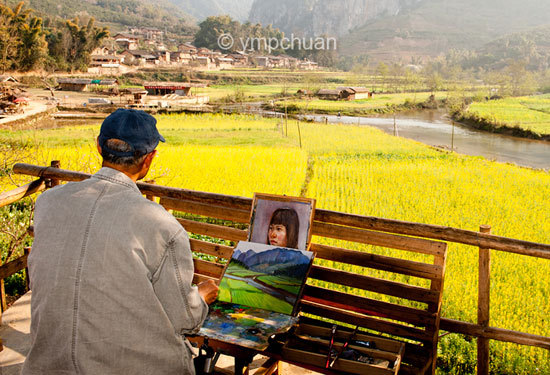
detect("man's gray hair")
(101, 139), (148, 168)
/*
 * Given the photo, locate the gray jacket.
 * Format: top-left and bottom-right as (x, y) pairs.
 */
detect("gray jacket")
(22, 167), (208, 375)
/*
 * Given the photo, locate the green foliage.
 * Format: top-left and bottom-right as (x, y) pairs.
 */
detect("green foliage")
(63, 17), (109, 71)
(194, 15), (286, 55)
(21, 0), (195, 35)
(0, 1), (47, 72)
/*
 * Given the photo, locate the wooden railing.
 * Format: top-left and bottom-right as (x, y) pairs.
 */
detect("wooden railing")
(1, 162), (549, 373)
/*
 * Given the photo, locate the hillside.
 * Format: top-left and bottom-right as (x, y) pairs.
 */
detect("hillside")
(249, 0), (423, 37)
(249, 0), (550, 61)
(460, 25), (550, 71)
(12, 0), (196, 35)
(168, 0), (255, 22)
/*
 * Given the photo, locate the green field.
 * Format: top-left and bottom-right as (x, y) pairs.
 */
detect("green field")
(275, 92), (449, 115)
(1, 112), (549, 374)
(462, 95), (550, 136)
(256, 275), (301, 295)
(218, 271), (293, 314)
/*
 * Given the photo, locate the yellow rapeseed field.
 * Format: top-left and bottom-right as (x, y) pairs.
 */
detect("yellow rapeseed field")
(1, 113), (549, 374)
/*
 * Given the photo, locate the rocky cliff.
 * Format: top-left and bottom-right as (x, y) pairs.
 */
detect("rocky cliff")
(248, 0), (424, 37)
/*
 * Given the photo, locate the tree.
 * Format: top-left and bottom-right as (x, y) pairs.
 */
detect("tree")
(426, 72), (443, 94)
(64, 17), (109, 71)
(0, 13), (20, 73)
(0, 1), (47, 72)
(18, 16), (48, 71)
(194, 15), (240, 52)
(507, 60), (537, 96)
(376, 62), (389, 91)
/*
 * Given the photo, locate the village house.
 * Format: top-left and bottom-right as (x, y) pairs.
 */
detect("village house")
(114, 33), (140, 50)
(171, 50), (194, 65)
(57, 78), (119, 92)
(121, 50), (159, 66)
(57, 78), (93, 92)
(129, 27), (164, 41)
(296, 89), (314, 98)
(91, 46), (111, 56)
(315, 87), (372, 101)
(298, 60), (319, 70)
(316, 88), (341, 101)
(197, 47), (213, 57)
(337, 86), (372, 100)
(115, 39), (138, 51)
(155, 50), (171, 65)
(142, 82), (207, 96)
(227, 52), (248, 66)
(195, 56), (213, 69)
(178, 43), (198, 55)
(269, 56), (288, 68)
(122, 88), (148, 105)
(253, 56), (272, 68)
(90, 54), (123, 68)
(215, 57), (234, 69)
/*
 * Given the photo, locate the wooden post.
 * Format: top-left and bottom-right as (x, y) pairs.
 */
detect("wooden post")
(145, 180), (156, 202)
(451, 121), (455, 151)
(0, 278), (6, 313)
(297, 120), (302, 149)
(49, 160), (61, 188)
(24, 247), (30, 292)
(393, 113), (398, 137)
(284, 99), (288, 137)
(478, 224), (492, 375)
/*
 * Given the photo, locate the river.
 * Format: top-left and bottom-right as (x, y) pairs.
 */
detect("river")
(303, 110), (550, 171)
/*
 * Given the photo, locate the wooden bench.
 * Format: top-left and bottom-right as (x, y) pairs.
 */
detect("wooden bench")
(159, 195), (448, 375)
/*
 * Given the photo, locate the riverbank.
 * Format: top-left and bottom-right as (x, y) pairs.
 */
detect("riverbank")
(452, 95), (550, 141)
(302, 110), (550, 170)
(272, 92), (447, 116)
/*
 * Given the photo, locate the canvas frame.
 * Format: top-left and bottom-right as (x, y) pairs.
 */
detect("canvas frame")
(247, 193), (316, 251)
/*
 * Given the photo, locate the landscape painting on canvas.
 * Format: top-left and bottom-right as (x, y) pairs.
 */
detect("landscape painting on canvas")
(218, 241), (314, 315)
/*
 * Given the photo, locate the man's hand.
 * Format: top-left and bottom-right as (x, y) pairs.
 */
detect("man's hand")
(198, 279), (219, 304)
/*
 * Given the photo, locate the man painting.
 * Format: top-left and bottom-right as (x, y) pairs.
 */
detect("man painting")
(22, 109), (218, 374)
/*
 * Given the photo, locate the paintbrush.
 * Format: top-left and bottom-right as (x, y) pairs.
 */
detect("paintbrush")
(329, 325), (359, 368)
(325, 325), (338, 368)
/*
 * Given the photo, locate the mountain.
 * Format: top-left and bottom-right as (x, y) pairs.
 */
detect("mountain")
(234, 248), (311, 276)
(249, 0), (550, 61)
(459, 26), (550, 71)
(14, 0), (196, 34)
(167, 0), (255, 22)
(249, 0), (423, 37)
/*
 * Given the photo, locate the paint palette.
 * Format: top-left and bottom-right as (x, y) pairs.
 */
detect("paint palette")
(199, 302), (298, 350)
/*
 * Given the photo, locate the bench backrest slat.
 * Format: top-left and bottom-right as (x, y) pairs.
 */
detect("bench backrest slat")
(311, 243), (443, 280)
(313, 221), (446, 256)
(308, 265), (440, 304)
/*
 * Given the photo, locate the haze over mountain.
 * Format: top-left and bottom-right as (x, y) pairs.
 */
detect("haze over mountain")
(168, 0), (255, 22)
(248, 0), (550, 61)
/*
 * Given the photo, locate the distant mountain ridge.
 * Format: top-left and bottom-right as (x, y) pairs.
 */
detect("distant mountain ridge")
(233, 248), (311, 276)
(248, 0), (550, 61)
(249, 0), (423, 37)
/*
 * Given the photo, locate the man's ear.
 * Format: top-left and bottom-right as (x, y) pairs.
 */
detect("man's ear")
(96, 137), (102, 155)
(143, 150), (157, 168)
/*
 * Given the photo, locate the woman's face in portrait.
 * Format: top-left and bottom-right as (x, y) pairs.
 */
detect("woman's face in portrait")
(268, 224), (287, 247)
